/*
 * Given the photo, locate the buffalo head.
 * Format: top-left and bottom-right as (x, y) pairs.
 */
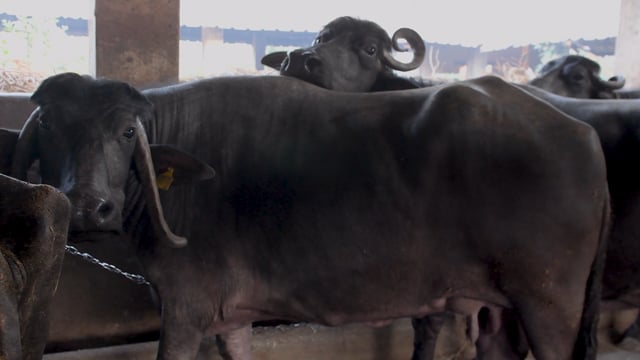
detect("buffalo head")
(529, 55), (625, 99)
(11, 73), (215, 248)
(261, 16), (426, 92)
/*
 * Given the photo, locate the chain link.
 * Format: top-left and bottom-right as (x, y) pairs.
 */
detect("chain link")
(65, 245), (151, 285)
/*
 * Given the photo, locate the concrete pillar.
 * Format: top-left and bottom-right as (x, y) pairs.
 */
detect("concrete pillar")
(466, 48), (486, 79)
(253, 36), (266, 71)
(94, 0), (179, 88)
(202, 26), (224, 44)
(615, 0), (640, 87)
(200, 26), (223, 74)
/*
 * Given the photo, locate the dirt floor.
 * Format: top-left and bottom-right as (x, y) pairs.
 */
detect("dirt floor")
(44, 314), (640, 359)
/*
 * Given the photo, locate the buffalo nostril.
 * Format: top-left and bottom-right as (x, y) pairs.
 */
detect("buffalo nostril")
(97, 201), (114, 218)
(91, 199), (116, 225)
(304, 57), (322, 74)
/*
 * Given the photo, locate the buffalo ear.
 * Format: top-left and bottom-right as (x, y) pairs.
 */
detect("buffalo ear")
(31, 72), (89, 105)
(261, 51), (288, 71)
(0, 128), (19, 174)
(150, 144), (215, 186)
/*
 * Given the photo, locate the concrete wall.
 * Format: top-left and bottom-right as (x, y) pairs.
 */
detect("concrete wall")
(615, 0), (640, 87)
(0, 93), (34, 130)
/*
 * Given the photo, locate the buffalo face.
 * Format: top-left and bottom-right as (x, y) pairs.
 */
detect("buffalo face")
(530, 55), (625, 99)
(13, 73), (147, 236)
(281, 31), (384, 92)
(12, 73), (214, 247)
(261, 16), (425, 92)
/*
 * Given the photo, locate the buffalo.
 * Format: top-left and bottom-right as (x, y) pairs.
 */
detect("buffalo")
(266, 29), (640, 357)
(528, 55), (640, 348)
(9, 73), (609, 359)
(265, 23), (635, 360)
(520, 84), (640, 345)
(413, 74), (640, 360)
(426, 85), (640, 358)
(0, 172), (70, 359)
(413, 84), (640, 359)
(529, 55), (634, 99)
(261, 16), (432, 92)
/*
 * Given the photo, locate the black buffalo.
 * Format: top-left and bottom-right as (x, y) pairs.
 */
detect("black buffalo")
(0, 172), (70, 359)
(415, 86), (640, 358)
(521, 84), (640, 339)
(413, 81), (640, 359)
(529, 55), (632, 99)
(264, 36), (631, 359)
(261, 16), (430, 92)
(11, 73), (609, 359)
(528, 59), (640, 346)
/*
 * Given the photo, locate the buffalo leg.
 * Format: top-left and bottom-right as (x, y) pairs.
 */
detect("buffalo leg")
(513, 295), (586, 360)
(157, 308), (203, 360)
(196, 336), (218, 360)
(411, 313), (450, 360)
(215, 326), (253, 360)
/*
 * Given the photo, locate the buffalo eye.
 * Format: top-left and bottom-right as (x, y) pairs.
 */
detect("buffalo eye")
(38, 114), (50, 130)
(123, 127), (136, 139)
(313, 34), (329, 45)
(365, 45), (377, 56)
(570, 72), (585, 82)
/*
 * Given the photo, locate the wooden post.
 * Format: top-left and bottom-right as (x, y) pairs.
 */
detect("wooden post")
(93, 0), (179, 88)
(615, 0), (640, 87)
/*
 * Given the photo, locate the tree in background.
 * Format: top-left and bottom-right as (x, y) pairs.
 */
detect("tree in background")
(0, 15), (88, 92)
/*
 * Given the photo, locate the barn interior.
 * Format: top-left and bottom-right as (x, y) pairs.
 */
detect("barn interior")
(0, 1), (639, 359)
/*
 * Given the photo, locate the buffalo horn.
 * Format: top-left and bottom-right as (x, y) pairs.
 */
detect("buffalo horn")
(382, 28), (426, 72)
(11, 108), (39, 180)
(133, 119), (188, 248)
(600, 75), (626, 90)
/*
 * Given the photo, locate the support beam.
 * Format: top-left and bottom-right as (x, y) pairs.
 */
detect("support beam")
(615, 0), (640, 87)
(94, 0), (179, 88)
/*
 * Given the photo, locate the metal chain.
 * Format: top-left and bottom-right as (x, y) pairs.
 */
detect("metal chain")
(65, 245), (151, 286)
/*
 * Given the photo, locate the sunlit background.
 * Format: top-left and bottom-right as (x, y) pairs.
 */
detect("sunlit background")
(0, 0), (625, 91)
(182, 0), (622, 50)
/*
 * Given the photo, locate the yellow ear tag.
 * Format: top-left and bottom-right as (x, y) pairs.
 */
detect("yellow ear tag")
(156, 167), (175, 191)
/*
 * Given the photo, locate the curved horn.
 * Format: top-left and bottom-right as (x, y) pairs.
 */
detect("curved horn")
(133, 119), (187, 248)
(382, 28), (426, 72)
(11, 109), (40, 180)
(599, 75), (626, 90)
